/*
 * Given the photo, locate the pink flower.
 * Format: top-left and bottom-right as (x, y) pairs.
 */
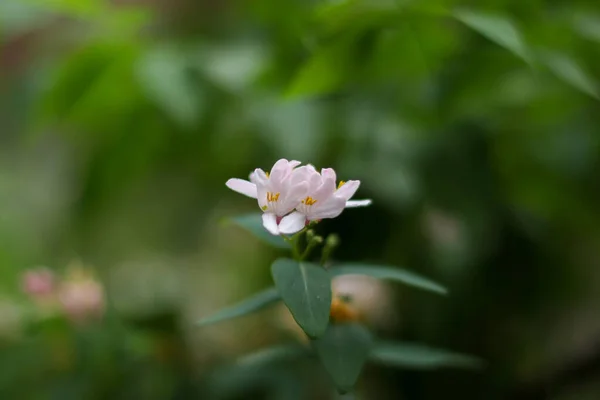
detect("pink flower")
(57, 269), (105, 323)
(278, 165), (371, 235)
(21, 268), (55, 298)
(226, 159), (309, 235)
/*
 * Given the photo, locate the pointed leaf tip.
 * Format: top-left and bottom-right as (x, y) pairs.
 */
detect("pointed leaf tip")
(330, 264), (448, 295)
(197, 287), (280, 327)
(369, 341), (485, 370)
(313, 323), (373, 392)
(453, 9), (531, 64)
(236, 344), (309, 368)
(271, 258), (332, 338)
(539, 50), (599, 99)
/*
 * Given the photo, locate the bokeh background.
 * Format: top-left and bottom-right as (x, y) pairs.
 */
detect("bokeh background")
(2, 0), (600, 399)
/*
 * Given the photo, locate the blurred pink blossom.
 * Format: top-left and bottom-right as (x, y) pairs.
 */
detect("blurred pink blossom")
(57, 267), (105, 323)
(21, 267), (56, 298)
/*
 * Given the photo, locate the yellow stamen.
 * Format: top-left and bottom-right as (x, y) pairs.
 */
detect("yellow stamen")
(301, 196), (317, 206)
(266, 192), (280, 202)
(337, 180), (346, 189)
(265, 171), (270, 178)
(261, 205), (268, 211)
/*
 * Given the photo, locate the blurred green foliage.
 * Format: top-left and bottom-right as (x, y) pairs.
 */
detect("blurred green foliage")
(2, 0), (600, 398)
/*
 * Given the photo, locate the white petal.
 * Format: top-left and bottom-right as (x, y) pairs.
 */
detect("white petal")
(226, 178), (257, 198)
(262, 213), (280, 235)
(321, 168), (337, 183)
(269, 159), (291, 182)
(313, 172), (336, 201)
(278, 212), (307, 235)
(291, 165), (314, 185)
(345, 199), (372, 208)
(251, 168), (269, 185)
(336, 180), (360, 200)
(310, 197), (347, 220)
(256, 185), (269, 210)
(279, 181), (308, 213)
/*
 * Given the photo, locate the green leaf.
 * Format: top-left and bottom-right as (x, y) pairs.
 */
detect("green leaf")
(0, 1), (50, 38)
(136, 45), (205, 128)
(312, 323), (373, 393)
(285, 40), (354, 99)
(330, 263), (448, 295)
(209, 345), (309, 399)
(271, 258), (332, 338)
(23, 0), (106, 17)
(195, 42), (267, 92)
(573, 14), (600, 44)
(236, 344), (310, 368)
(315, 0), (401, 35)
(370, 342), (484, 370)
(196, 287), (280, 326)
(539, 50), (599, 99)
(228, 214), (290, 249)
(453, 9), (531, 63)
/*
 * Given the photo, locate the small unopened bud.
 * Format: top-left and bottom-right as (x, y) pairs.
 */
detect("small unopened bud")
(306, 229), (316, 241)
(311, 235), (324, 245)
(325, 234), (340, 249)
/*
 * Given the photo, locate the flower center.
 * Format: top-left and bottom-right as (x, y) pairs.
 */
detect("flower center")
(337, 180), (346, 189)
(301, 196), (317, 206)
(266, 192), (280, 202)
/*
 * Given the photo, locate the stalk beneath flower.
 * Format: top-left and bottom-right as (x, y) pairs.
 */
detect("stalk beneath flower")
(300, 231), (323, 261)
(321, 233), (341, 266)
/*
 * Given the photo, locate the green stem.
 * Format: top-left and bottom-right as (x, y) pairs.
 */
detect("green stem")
(321, 233), (340, 266)
(300, 237), (323, 261)
(289, 228), (308, 260)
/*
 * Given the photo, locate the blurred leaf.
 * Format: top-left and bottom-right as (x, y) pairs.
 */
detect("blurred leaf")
(0, 1), (50, 38)
(312, 323), (373, 393)
(196, 287), (280, 327)
(34, 42), (149, 139)
(330, 263), (448, 295)
(137, 45), (205, 128)
(209, 346), (308, 400)
(315, 0), (400, 35)
(369, 342), (484, 370)
(197, 42), (267, 92)
(453, 9), (531, 63)
(538, 50), (599, 99)
(286, 39), (354, 98)
(250, 98), (326, 160)
(98, 6), (153, 39)
(573, 13), (600, 43)
(271, 258), (332, 338)
(228, 214), (290, 249)
(24, 0), (106, 17)
(236, 344), (309, 367)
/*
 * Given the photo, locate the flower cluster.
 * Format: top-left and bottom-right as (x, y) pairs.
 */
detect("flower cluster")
(21, 264), (105, 324)
(226, 159), (372, 235)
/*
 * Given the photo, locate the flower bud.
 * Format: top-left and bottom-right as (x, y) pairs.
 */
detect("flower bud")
(325, 233), (340, 249)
